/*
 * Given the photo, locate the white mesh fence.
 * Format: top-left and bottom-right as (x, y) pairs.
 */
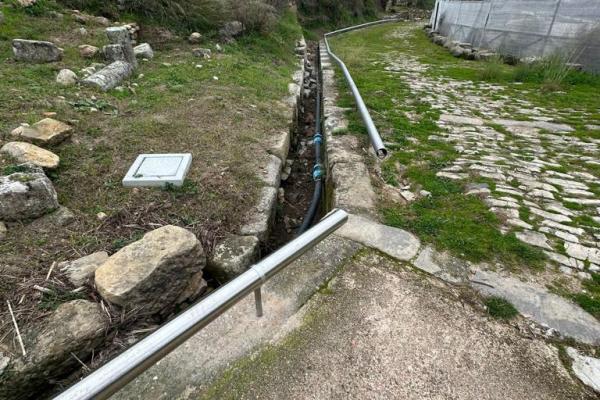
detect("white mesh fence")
(430, 0), (600, 72)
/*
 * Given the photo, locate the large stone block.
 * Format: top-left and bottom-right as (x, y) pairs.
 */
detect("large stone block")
(103, 43), (126, 63)
(106, 26), (137, 68)
(10, 118), (72, 146)
(0, 300), (107, 399)
(95, 225), (206, 314)
(0, 142), (60, 169)
(207, 235), (260, 281)
(0, 164), (59, 221)
(82, 61), (134, 91)
(12, 39), (62, 63)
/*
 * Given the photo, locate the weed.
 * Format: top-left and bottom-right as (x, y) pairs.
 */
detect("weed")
(2, 164), (33, 175)
(518, 206), (531, 222)
(383, 194), (546, 268)
(484, 296), (519, 319)
(478, 55), (505, 81)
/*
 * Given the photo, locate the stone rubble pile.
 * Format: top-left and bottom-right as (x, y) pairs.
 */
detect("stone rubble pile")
(424, 26), (498, 61)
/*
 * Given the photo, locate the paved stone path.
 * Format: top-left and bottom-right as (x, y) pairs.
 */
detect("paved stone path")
(382, 26), (600, 279)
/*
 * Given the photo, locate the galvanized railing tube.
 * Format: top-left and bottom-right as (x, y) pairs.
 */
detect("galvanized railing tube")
(324, 18), (401, 159)
(53, 209), (348, 400)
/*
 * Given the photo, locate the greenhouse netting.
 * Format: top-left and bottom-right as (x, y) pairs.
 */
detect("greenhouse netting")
(430, 0), (600, 72)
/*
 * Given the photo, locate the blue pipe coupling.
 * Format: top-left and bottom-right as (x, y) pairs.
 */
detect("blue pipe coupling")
(313, 133), (323, 145)
(312, 163), (324, 181)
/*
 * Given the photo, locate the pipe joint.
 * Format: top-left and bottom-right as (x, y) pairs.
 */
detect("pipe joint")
(313, 133), (323, 145)
(312, 163), (324, 181)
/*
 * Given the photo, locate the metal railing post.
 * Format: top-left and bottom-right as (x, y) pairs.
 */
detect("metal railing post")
(254, 287), (263, 317)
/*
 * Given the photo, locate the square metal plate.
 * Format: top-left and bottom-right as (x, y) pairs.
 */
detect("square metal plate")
(122, 153), (192, 187)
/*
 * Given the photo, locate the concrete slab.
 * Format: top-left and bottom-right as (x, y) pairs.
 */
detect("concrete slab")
(200, 252), (590, 399)
(122, 153), (192, 187)
(335, 214), (420, 261)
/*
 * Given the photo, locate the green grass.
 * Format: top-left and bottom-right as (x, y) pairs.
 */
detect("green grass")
(329, 22), (547, 270)
(484, 296), (519, 319)
(383, 195), (545, 267)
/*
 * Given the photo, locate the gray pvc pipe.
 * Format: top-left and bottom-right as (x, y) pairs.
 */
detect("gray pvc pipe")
(324, 18), (401, 159)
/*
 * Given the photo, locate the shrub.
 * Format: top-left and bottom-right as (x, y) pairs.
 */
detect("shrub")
(512, 53), (592, 91)
(119, 0), (227, 32)
(227, 0), (278, 34)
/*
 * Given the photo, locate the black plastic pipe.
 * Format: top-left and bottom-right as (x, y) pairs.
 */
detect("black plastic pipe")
(298, 44), (324, 234)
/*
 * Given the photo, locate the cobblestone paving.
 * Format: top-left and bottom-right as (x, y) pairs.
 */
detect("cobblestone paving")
(382, 32), (600, 279)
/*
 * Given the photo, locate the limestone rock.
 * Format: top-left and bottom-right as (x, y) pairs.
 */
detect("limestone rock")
(207, 235), (260, 281)
(29, 205), (75, 232)
(0, 164), (59, 221)
(10, 118), (72, 146)
(59, 251), (109, 286)
(0, 142), (60, 169)
(515, 230), (552, 250)
(56, 69), (78, 86)
(192, 48), (212, 59)
(566, 347), (600, 393)
(95, 225), (206, 314)
(82, 61), (134, 91)
(188, 32), (202, 43)
(106, 26), (137, 68)
(0, 300), (107, 399)
(12, 39), (62, 63)
(134, 43), (154, 59)
(259, 154), (282, 187)
(103, 43), (126, 63)
(78, 44), (99, 58)
(239, 186), (277, 241)
(413, 245), (470, 283)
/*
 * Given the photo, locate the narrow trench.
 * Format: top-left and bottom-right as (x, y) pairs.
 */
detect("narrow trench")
(267, 41), (323, 251)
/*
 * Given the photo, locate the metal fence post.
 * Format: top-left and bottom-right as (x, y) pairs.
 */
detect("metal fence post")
(478, 0), (494, 49)
(542, 0), (563, 57)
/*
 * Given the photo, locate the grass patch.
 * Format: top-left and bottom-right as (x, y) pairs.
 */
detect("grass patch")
(383, 194), (546, 268)
(484, 296), (519, 319)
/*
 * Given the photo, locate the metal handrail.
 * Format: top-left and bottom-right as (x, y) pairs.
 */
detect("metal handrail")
(324, 18), (402, 159)
(54, 209), (348, 400)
